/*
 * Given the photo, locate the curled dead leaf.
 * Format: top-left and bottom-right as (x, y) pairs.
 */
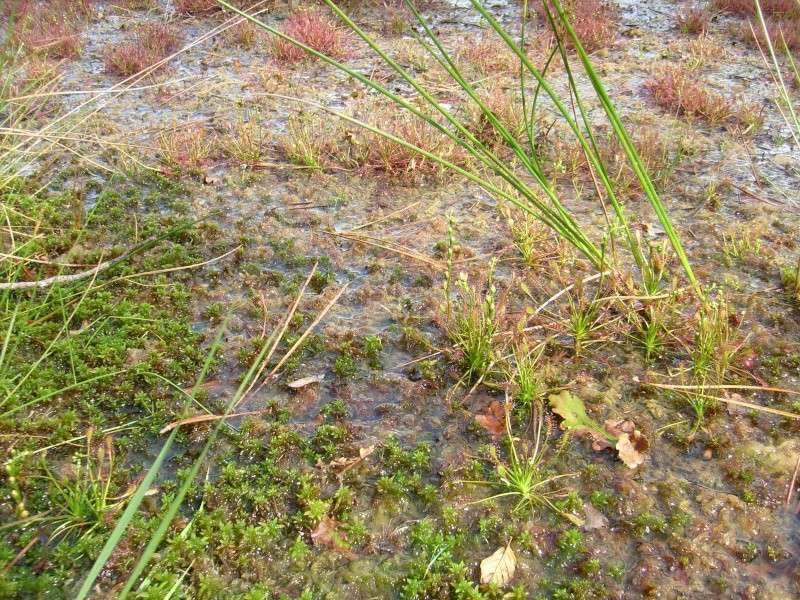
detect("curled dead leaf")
(583, 504), (609, 531)
(310, 515), (348, 551)
(159, 408), (270, 434)
(616, 430), (648, 469)
(475, 400), (506, 438)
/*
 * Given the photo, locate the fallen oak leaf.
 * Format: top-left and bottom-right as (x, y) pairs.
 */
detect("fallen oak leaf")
(550, 393), (649, 467)
(475, 400), (506, 438)
(480, 542), (517, 586)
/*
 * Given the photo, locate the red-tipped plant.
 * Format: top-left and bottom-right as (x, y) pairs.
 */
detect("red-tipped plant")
(270, 10), (351, 63)
(678, 7), (712, 34)
(646, 66), (759, 128)
(174, 0), (221, 14)
(104, 22), (182, 76)
(534, 0), (618, 53)
(712, 0), (799, 18)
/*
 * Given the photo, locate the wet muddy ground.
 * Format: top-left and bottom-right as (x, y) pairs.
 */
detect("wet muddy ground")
(2, 0), (800, 598)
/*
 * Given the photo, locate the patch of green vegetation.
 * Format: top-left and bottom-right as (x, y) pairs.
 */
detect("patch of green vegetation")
(333, 353), (357, 379)
(631, 512), (668, 537)
(363, 334), (383, 369)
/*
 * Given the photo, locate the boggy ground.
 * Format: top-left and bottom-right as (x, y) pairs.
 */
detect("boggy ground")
(1, 0), (800, 598)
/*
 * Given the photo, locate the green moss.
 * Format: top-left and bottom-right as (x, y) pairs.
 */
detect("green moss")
(632, 512), (668, 537)
(333, 353), (357, 379)
(363, 335), (383, 369)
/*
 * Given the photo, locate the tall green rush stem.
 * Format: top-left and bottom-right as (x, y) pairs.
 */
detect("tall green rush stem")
(542, 0), (701, 298)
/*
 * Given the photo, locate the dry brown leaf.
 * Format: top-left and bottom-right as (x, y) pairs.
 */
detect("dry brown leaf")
(480, 543), (517, 586)
(616, 430), (648, 469)
(475, 400), (506, 438)
(287, 374), (325, 389)
(311, 515), (348, 550)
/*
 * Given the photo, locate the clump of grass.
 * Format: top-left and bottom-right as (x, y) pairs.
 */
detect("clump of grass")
(678, 7), (712, 35)
(156, 124), (219, 174)
(567, 277), (603, 357)
(668, 34), (726, 71)
(223, 116), (268, 166)
(44, 434), (126, 542)
(627, 239), (671, 362)
(534, 0), (618, 53)
(687, 297), (743, 426)
(507, 211), (556, 268)
(279, 113), (339, 169)
(781, 258), (800, 303)
(270, 10), (350, 63)
(446, 267), (499, 384)
(464, 401), (581, 523)
(646, 66), (757, 126)
(511, 343), (544, 410)
(104, 22), (182, 76)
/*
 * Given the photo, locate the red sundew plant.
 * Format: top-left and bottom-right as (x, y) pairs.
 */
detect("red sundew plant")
(221, 19), (262, 48)
(13, 19), (83, 59)
(270, 10), (351, 63)
(750, 17), (800, 50)
(457, 34), (521, 75)
(646, 66), (743, 124)
(104, 23), (182, 77)
(174, 0), (221, 14)
(678, 7), (712, 34)
(3, 0), (93, 19)
(2, 0), (34, 19)
(6, 0), (94, 59)
(534, 0), (618, 53)
(712, 0), (800, 18)
(357, 108), (466, 181)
